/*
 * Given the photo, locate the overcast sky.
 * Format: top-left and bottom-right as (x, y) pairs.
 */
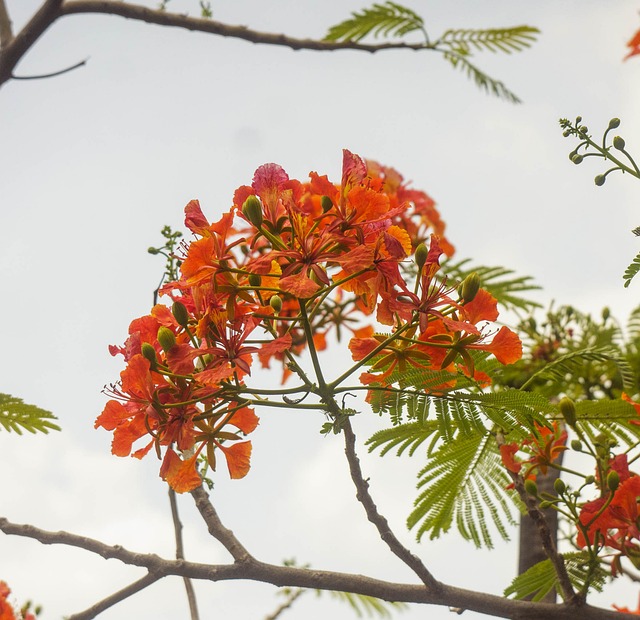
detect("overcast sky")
(2, 1), (640, 619)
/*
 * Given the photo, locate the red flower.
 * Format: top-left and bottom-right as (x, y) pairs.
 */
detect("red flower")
(625, 27), (640, 60)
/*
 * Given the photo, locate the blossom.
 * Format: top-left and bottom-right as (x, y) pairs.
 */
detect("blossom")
(625, 27), (640, 61)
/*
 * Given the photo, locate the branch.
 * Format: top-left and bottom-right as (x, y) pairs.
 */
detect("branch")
(169, 488), (200, 620)
(1, 516), (636, 619)
(190, 484), (254, 563)
(0, 0), (63, 87)
(264, 588), (306, 620)
(342, 418), (441, 592)
(60, 0), (434, 53)
(11, 57), (87, 79)
(66, 572), (162, 620)
(0, 0), (13, 47)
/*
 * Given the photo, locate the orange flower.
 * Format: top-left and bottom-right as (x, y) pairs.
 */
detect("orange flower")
(625, 27), (640, 61)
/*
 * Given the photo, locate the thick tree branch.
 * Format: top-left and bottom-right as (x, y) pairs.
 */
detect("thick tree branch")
(169, 488), (200, 620)
(66, 572), (162, 620)
(0, 516), (636, 620)
(342, 418), (441, 592)
(60, 1), (433, 53)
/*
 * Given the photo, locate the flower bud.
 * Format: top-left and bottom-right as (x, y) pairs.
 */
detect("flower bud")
(607, 470), (620, 492)
(563, 129), (571, 138)
(578, 125), (589, 134)
(321, 195), (334, 213)
(141, 342), (158, 366)
(242, 195), (263, 228)
(248, 273), (261, 288)
(270, 295), (282, 313)
(608, 118), (621, 129)
(539, 500), (553, 510)
(585, 475), (595, 485)
(172, 301), (190, 328)
(571, 439), (583, 451)
(559, 396), (577, 427)
(576, 116), (582, 123)
(554, 478), (566, 495)
(524, 479), (538, 497)
(602, 307), (610, 322)
(613, 135), (626, 151)
(461, 272), (481, 303)
(594, 174), (606, 186)
(157, 326), (176, 352)
(147, 247), (160, 255)
(570, 153), (583, 165)
(414, 243), (428, 270)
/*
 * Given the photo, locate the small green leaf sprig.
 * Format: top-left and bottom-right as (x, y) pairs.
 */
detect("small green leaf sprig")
(560, 116), (640, 287)
(560, 116), (640, 186)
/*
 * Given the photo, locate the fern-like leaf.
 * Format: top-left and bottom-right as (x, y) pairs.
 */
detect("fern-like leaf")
(523, 346), (635, 392)
(0, 393), (60, 434)
(322, 590), (408, 618)
(627, 305), (640, 340)
(324, 2), (424, 42)
(438, 27), (539, 55)
(441, 258), (541, 312)
(408, 432), (516, 547)
(441, 51), (521, 103)
(624, 251), (640, 288)
(504, 552), (606, 601)
(366, 420), (440, 457)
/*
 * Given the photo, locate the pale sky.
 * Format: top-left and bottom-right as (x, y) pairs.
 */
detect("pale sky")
(2, 1), (640, 619)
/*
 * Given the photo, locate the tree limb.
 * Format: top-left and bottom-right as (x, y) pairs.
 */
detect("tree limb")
(0, 516), (636, 619)
(65, 572), (162, 620)
(11, 57), (87, 79)
(342, 418), (441, 592)
(0, 0), (13, 48)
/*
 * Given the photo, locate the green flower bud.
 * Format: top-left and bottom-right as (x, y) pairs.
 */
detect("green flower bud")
(461, 272), (481, 304)
(141, 342), (158, 366)
(578, 125), (589, 134)
(554, 478), (566, 495)
(172, 301), (190, 328)
(414, 243), (428, 270)
(559, 396), (577, 427)
(613, 135), (626, 150)
(608, 118), (621, 130)
(576, 116), (582, 123)
(607, 470), (620, 492)
(602, 307), (610, 322)
(147, 247), (160, 255)
(321, 195), (334, 213)
(570, 153), (583, 165)
(524, 479), (538, 497)
(539, 500), (553, 510)
(248, 273), (261, 288)
(269, 295), (283, 313)
(157, 326), (176, 352)
(571, 439), (583, 452)
(594, 174), (606, 187)
(242, 195), (263, 228)
(563, 129), (571, 138)
(585, 475), (595, 485)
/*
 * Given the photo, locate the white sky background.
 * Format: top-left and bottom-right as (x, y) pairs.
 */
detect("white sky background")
(2, 1), (640, 618)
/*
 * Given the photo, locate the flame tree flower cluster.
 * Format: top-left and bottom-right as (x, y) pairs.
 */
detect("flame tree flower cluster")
(97, 150), (522, 492)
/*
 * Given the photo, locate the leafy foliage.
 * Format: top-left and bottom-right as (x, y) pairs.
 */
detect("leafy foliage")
(504, 552), (606, 601)
(407, 432), (517, 548)
(321, 590), (408, 618)
(324, 2), (424, 42)
(437, 27), (539, 55)
(441, 258), (541, 312)
(0, 393), (60, 434)
(623, 250), (640, 288)
(367, 420), (440, 457)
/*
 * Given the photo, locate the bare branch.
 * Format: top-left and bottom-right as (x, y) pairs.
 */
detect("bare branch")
(190, 484), (254, 563)
(12, 57), (87, 79)
(60, 0), (433, 53)
(0, 0), (13, 47)
(0, 0), (63, 87)
(169, 488), (200, 620)
(264, 588), (305, 620)
(342, 419), (441, 592)
(0, 516), (636, 619)
(66, 572), (162, 620)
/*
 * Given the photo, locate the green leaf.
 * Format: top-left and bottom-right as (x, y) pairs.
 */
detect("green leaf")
(366, 420), (440, 457)
(438, 27), (539, 55)
(324, 2), (424, 42)
(320, 590), (408, 618)
(408, 432), (517, 548)
(0, 393), (60, 434)
(504, 552), (606, 601)
(441, 258), (541, 312)
(441, 51), (522, 103)
(623, 251), (640, 288)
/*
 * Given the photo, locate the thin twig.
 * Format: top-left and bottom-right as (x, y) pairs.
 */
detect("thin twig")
(60, 0), (434, 53)
(169, 487), (200, 620)
(12, 57), (87, 79)
(0, 0), (13, 47)
(190, 485), (254, 563)
(66, 572), (161, 620)
(342, 418), (441, 592)
(264, 588), (306, 620)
